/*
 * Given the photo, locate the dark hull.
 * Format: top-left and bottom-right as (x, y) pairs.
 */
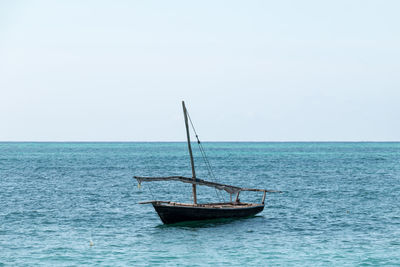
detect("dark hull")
(152, 203), (264, 224)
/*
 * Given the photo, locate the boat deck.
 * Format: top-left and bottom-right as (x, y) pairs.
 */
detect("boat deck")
(139, 200), (263, 209)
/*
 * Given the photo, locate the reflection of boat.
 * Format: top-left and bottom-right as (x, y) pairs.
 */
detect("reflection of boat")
(134, 101), (281, 224)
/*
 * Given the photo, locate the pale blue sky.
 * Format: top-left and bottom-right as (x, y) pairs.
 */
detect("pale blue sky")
(1, 0), (399, 141)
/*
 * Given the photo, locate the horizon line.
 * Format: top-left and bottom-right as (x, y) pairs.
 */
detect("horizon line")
(1, 140), (399, 143)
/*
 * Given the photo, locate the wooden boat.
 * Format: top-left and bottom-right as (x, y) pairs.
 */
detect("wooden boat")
(134, 101), (281, 224)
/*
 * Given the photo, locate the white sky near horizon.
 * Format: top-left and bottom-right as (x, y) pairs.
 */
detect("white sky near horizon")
(1, 0), (399, 141)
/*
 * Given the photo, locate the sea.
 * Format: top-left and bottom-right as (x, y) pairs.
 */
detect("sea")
(0, 142), (399, 266)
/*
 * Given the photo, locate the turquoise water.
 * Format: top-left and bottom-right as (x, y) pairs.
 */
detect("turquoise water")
(1, 142), (399, 266)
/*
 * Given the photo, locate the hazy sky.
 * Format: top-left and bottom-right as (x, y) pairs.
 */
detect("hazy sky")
(1, 1), (399, 141)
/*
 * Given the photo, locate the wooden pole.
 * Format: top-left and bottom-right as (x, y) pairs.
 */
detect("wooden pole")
(262, 190), (267, 204)
(182, 101), (197, 204)
(235, 191), (240, 203)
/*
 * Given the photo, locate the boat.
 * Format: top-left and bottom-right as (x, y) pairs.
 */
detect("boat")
(134, 101), (281, 224)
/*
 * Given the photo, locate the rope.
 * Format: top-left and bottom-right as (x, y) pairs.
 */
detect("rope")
(142, 156), (156, 200)
(146, 181), (156, 200)
(186, 110), (224, 202)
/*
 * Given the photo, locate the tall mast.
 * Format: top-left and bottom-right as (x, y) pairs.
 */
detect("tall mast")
(182, 101), (197, 204)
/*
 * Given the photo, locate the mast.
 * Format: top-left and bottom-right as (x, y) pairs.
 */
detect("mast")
(182, 101), (197, 204)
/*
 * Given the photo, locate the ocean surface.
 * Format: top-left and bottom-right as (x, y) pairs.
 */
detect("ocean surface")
(1, 142), (399, 266)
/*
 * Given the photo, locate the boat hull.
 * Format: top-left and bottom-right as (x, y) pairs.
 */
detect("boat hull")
(152, 202), (264, 224)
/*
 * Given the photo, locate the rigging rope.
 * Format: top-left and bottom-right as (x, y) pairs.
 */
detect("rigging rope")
(143, 157), (156, 200)
(147, 183), (156, 200)
(186, 110), (224, 202)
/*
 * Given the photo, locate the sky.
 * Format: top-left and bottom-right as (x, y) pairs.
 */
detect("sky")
(1, 0), (399, 141)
